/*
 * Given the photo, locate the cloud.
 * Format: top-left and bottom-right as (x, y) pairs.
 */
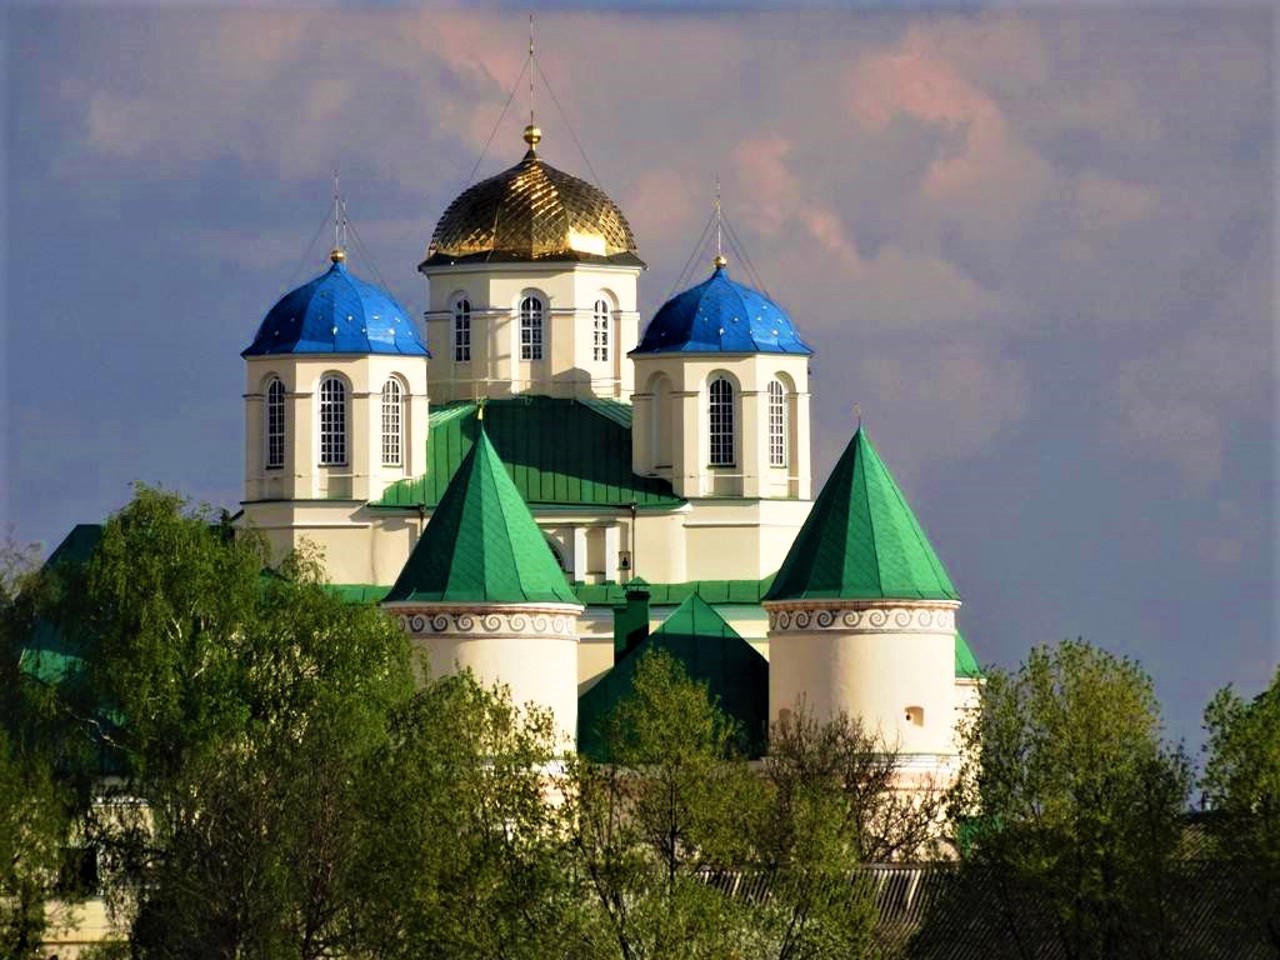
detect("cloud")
(1074, 173), (1160, 232)
(851, 341), (1031, 464)
(1105, 322), (1271, 491)
(844, 20), (1050, 213)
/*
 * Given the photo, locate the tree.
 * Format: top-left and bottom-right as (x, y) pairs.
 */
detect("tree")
(1202, 666), (1280, 953)
(569, 648), (764, 960)
(569, 650), (933, 960)
(351, 671), (581, 960)
(758, 709), (942, 960)
(51, 487), (417, 958)
(938, 638), (1192, 960)
(0, 536), (88, 957)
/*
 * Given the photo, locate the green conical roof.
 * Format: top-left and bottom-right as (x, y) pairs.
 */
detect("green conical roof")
(578, 592), (769, 759)
(765, 428), (959, 602)
(384, 424), (580, 606)
(955, 630), (981, 679)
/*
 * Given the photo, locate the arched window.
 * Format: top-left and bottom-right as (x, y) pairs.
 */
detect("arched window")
(265, 378), (286, 469)
(453, 298), (471, 362)
(319, 376), (347, 466)
(768, 379), (787, 468)
(708, 377), (735, 467)
(520, 296), (543, 361)
(381, 379), (403, 467)
(593, 299), (610, 362)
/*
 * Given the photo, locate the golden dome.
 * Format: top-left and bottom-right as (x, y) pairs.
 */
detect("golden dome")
(424, 140), (641, 267)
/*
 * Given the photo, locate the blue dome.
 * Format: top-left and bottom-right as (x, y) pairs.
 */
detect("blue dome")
(631, 265), (812, 356)
(242, 259), (429, 357)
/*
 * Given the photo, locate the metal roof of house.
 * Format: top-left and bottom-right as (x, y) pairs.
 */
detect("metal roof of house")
(242, 258), (428, 357)
(955, 630), (981, 679)
(383, 424), (582, 606)
(631, 264), (812, 356)
(373, 397), (683, 510)
(765, 428), (959, 602)
(577, 592), (769, 759)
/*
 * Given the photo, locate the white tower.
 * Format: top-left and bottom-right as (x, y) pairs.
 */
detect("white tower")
(240, 244), (429, 580)
(630, 258), (813, 501)
(764, 427), (961, 773)
(381, 420), (584, 749)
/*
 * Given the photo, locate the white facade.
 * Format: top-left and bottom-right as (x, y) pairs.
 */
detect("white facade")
(631, 351), (812, 501)
(389, 603), (584, 751)
(765, 600), (962, 770)
(422, 261), (642, 404)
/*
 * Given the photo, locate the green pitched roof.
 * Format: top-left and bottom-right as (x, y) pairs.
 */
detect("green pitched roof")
(955, 630), (981, 679)
(765, 428), (959, 602)
(578, 593), (769, 759)
(572, 575), (775, 607)
(373, 397), (683, 510)
(384, 425), (581, 606)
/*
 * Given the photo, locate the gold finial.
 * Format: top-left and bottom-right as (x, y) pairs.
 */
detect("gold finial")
(477, 399), (486, 422)
(714, 253), (728, 268)
(523, 123), (542, 149)
(329, 247), (346, 263)
(853, 402), (862, 430)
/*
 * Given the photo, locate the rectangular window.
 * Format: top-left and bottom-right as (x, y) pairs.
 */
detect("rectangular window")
(453, 300), (471, 362)
(593, 300), (609, 362)
(520, 297), (543, 361)
(319, 378), (347, 466)
(768, 381), (787, 468)
(381, 381), (403, 467)
(266, 380), (285, 469)
(709, 378), (735, 467)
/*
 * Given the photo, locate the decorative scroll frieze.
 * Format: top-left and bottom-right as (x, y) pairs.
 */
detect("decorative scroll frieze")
(765, 604), (956, 635)
(395, 607), (578, 638)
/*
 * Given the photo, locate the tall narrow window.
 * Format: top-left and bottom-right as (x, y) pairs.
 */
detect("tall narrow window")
(319, 377), (347, 466)
(709, 377), (735, 466)
(768, 379), (787, 467)
(266, 378), (286, 469)
(381, 379), (403, 467)
(520, 296), (543, 361)
(453, 298), (471, 362)
(593, 299), (610, 362)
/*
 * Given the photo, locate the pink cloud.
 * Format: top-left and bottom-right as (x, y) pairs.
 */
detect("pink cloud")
(623, 169), (700, 255)
(844, 23), (1049, 213)
(731, 136), (863, 270)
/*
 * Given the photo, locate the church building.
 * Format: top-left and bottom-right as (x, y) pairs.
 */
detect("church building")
(239, 122), (980, 772)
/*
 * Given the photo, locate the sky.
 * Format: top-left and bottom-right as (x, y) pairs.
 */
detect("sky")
(2, 4), (1275, 755)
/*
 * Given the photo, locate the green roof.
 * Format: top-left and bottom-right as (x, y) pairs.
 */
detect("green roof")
(955, 630), (981, 679)
(572, 575), (775, 607)
(373, 397), (682, 510)
(384, 424), (581, 606)
(578, 592), (769, 759)
(324, 583), (392, 604)
(17, 525), (103, 687)
(765, 428), (959, 602)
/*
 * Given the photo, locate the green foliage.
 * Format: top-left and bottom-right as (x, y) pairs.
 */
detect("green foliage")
(759, 709), (941, 959)
(0, 727), (80, 959)
(1202, 667), (1280, 951)
(945, 638), (1192, 959)
(353, 671), (577, 960)
(45, 486), (415, 959)
(571, 651), (902, 960)
(571, 649), (762, 960)
(0, 535), (87, 957)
